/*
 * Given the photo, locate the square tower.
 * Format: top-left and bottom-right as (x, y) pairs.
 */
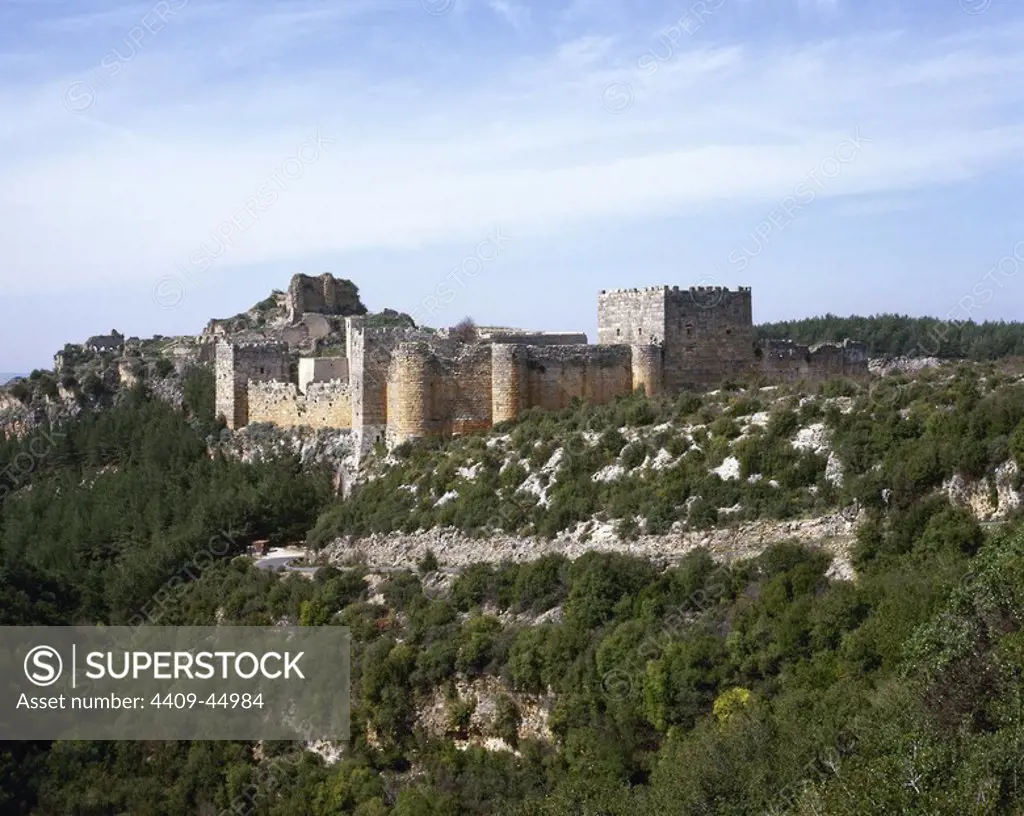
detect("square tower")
(214, 340), (290, 429)
(597, 285), (753, 392)
(663, 285), (753, 390)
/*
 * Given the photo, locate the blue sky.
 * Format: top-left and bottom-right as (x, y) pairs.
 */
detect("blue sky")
(1, 0), (1022, 372)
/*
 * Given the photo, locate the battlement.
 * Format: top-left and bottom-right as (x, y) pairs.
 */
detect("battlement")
(248, 378), (352, 428)
(599, 286), (671, 295)
(599, 285), (751, 295)
(478, 330), (588, 346)
(223, 339), (289, 352)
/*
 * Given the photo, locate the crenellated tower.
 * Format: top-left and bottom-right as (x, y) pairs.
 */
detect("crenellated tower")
(598, 285), (753, 391)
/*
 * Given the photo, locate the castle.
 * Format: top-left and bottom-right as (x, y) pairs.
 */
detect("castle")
(214, 280), (867, 453)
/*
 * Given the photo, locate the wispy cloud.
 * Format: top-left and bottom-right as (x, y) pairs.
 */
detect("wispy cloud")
(0, 2), (1022, 304)
(488, 0), (530, 29)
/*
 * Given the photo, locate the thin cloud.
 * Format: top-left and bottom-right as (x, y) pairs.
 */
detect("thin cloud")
(0, 7), (1022, 296)
(488, 0), (531, 29)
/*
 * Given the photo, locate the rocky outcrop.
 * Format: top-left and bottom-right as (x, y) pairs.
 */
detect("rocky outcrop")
(324, 509), (863, 580)
(0, 389), (81, 438)
(868, 356), (943, 376)
(944, 460), (1022, 521)
(216, 424), (359, 489)
(0, 361), (189, 439)
(416, 675), (555, 753)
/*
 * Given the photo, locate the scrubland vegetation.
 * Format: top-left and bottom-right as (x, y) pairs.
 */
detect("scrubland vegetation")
(4, 362), (1024, 813)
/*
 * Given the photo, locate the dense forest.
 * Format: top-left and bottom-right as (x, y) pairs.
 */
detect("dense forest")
(755, 313), (1024, 359)
(2, 367), (1024, 813)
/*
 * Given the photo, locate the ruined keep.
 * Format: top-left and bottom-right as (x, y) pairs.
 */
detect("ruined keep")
(287, 273), (367, 324)
(215, 284), (868, 451)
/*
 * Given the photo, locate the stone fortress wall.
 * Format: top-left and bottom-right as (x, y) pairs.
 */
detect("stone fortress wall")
(756, 337), (868, 381)
(216, 284), (869, 450)
(247, 380), (353, 428)
(214, 341), (290, 430)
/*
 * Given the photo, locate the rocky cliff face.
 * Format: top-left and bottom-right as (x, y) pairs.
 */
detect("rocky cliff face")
(0, 357), (188, 438)
(944, 459), (1023, 521)
(415, 674), (555, 754)
(215, 423), (360, 487)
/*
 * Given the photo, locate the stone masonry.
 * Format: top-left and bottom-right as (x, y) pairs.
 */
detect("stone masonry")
(215, 340), (290, 430)
(598, 285), (754, 390)
(216, 284), (868, 449)
(287, 273), (367, 324)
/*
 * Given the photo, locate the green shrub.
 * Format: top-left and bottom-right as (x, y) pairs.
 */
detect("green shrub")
(495, 695), (521, 746)
(418, 549), (440, 574)
(620, 442), (647, 470)
(154, 357), (174, 378)
(710, 416), (742, 440)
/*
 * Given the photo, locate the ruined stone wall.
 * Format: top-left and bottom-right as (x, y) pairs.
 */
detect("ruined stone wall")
(214, 341), (290, 429)
(248, 380), (352, 428)
(757, 338), (869, 382)
(663, 286), (754, 391)
(597, 287), (667, 345)
(432, 344), (494, 437)
(831, 339), (869, 375)
(522, 345), (633, 411)
(216, 285), (868, 449)
(287, 273), (366, 322)
(386, 342), (634, 444)
(387, 342), (493, 443)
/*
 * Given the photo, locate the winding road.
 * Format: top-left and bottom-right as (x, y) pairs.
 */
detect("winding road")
(253, 547), (320, 575)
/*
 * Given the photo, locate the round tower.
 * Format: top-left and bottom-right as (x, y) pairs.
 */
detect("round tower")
(631, 344), (663, 398)
(389, 342), (432, 443)
(491, 344), (526, 425)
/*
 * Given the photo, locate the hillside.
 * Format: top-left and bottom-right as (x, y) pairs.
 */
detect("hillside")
(313, 360), (1024, 562)
(4, 359), (1024, 812)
